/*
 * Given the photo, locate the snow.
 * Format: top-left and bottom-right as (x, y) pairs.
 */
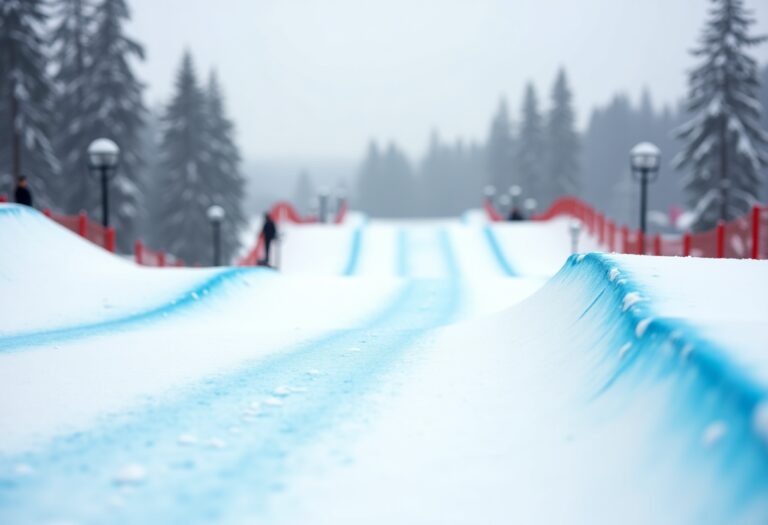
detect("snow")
(1, 203), (768, 524)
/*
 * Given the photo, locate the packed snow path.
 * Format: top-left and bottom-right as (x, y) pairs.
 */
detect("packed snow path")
(1, 204), (768, 524)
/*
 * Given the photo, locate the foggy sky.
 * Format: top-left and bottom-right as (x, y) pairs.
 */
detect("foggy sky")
(129, 0), (768, 161)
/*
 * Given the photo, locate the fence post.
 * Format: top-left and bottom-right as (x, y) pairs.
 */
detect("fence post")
(683, 232), (692, 257)
(621, 225), (629, 254)
(134, 240), (143, 265)
(43, 208), (52, 218)
(752, 205), (760, 260)
(78, 211), (87, 237)
(716, 222), (725, 258)
(158, 253), (166, 268)
(637, 230), (645, 255)
(105, 227), (116, 253)
(653, 233), (662, 256)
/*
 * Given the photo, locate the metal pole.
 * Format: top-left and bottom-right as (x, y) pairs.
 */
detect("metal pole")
(213, 222), (221, 266)
(101, 166), (110, 227)
(639, 168), (648, 235)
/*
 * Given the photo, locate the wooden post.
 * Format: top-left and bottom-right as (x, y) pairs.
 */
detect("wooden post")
(716, 222), (725, 258)
(105, 227), (116, 253)
(621, 225), (629, 254)
(683, 232), (692, 257)
(135, 240), (144, 265)
(752, 205), (761, 260)
(78, 211), (87, 237)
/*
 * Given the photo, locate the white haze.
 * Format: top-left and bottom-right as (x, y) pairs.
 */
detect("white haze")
(129, 0), (768, 162)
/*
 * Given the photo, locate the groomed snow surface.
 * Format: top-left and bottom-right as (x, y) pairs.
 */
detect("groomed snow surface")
(1, 203), (767, 524)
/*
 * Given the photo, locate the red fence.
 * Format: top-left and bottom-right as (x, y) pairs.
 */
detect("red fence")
(486, 195), (768, 260)
(0, 196), (348, 268)
(236, 200), (349, 266)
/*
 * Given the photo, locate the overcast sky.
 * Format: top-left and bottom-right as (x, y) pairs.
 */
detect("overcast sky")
(129, 0), (768, 161)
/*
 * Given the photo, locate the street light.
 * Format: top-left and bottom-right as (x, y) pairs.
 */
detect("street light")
(630, 142), (661, 235)
(87, 138), (120, 227)
(318, 188), (329, 224)
(207, 204), (225, 266)
(524, 197), (537, 218)
(569, 219), (582, 254)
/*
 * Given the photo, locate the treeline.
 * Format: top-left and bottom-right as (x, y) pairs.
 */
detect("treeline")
(0, 1), (245, 263)
(353, 0), (768, 228)
(355, 69), (579, 218)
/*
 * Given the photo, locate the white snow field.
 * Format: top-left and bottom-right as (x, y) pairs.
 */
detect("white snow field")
(1, 202), (767, 525)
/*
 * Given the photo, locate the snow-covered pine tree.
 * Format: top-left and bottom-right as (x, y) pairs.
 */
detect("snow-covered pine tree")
(77, 0), (146, 249)
(151, 52), (215, 265)
(485, 98), (515, 193)
(51, 0), (99, 214)
(0, 0), (59, 206)
(203, 71), (247, 262)
(675, 0), (767, 231)
(516, 83), (545, 205)
(544, 69), (580, 206)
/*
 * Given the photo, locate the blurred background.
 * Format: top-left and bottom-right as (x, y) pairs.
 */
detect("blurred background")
(1, 0), (767, 263)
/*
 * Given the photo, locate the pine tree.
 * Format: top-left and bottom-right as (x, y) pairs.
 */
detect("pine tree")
(203, 71), (246, 262)
(151, 52), (212, 265)
(76, 0), (146, 249)
(544, 69), (580, 206)
(51, 0), (98, 214)
(675, 0), (768, 231)
(0, 0), (59, 206)
(485, 98), (515, 193)
(516, 83), (545, 204)
(356, 140), (414, 217)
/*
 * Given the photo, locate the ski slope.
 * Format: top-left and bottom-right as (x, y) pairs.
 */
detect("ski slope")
(1, 203), (767, 524)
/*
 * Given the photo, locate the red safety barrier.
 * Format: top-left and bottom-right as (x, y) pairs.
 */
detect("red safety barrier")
(0, 194), (7, 203)
(492, 195), (768, 260)
(237, 233), (265, 267)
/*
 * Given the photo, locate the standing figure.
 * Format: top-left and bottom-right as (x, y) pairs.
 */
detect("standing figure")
(508, 207), (524, 221)
(259, 212), (277, 266)
(14, 176), (33, 207)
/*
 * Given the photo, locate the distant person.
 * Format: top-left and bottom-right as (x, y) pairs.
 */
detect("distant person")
(14, 176), (33, 207)
(259, 212), (277, 266)
(508, 207), (524, 221)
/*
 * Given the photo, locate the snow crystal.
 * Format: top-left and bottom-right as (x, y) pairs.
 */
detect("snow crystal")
(618, 342), (632, 359)
(207, 438), (227, 449)
(13, 463), (34, 476)
(622, 292), (643, 311)
(753, 402), (768, 443)
(273, 386), (291, 396)
(701, 421), (727, 447)
(177, 434), (198, 446)
(609, 268), (620, 282)
(635, 318), (653, 338)
(113, 464), (147, 485)
(263, 396), (283, 407)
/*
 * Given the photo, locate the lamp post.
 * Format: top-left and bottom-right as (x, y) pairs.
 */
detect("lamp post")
(524, 197), (537, 219)
(569, 219), (582, 254)
(629, 142), (661, 235)
(207, 205), (225, 266)
(87, 138), (120, 227)
(498, 194), (511, 217)
(483, 185), (496, 201)
(509, 185), (522, 208)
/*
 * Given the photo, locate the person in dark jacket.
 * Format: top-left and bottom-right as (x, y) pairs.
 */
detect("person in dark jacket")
(259, 212), (277, 266)
(508, 207), (524, 221)
(14, 176), (33, 207)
